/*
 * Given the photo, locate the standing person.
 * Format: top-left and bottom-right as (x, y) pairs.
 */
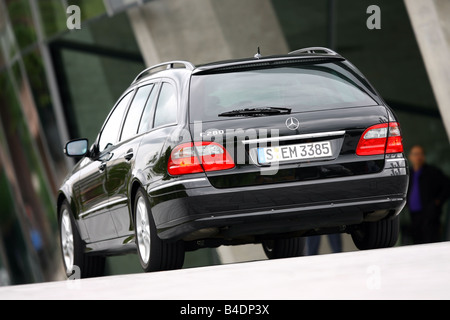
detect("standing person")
(407, 145), (450, 244)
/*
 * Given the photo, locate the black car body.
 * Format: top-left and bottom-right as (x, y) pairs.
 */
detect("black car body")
(58, 47), (408, 277)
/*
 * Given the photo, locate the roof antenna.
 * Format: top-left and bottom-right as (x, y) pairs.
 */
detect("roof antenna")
(254, 46), (262, 59)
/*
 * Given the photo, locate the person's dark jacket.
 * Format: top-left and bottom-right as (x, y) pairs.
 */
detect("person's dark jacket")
(407, 164), (450, 223)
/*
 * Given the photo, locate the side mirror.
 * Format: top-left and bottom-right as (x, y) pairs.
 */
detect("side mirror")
(64, 139), (89, 157)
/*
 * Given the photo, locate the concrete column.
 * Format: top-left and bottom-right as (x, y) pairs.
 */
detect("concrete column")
(209, 0), (289, 58)
(127, 0), (288, 66)
(404, 0), (450, 140)
(127, 0), (289, 264)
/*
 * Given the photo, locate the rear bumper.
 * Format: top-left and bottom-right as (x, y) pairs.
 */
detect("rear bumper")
(148, 158), (408, 241)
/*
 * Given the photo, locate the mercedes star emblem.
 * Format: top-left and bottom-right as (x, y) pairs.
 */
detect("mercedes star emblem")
(285, 117), (300, 130)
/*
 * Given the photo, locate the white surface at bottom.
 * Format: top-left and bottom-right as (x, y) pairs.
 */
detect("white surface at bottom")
(0, 242), (449, 300)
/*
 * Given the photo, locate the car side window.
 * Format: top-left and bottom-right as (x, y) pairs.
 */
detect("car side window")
(137, 83), (159, 134)
(98, 91), (132, 152)
(153, 83), (177, 128)
(120, 84), (154, 142)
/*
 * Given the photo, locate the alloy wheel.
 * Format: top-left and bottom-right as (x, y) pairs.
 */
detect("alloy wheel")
(61, 209), (74, 274)
(136, 196), (151, 264)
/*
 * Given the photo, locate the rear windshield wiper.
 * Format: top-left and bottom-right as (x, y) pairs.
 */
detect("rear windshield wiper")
(218, 107), (292, 117)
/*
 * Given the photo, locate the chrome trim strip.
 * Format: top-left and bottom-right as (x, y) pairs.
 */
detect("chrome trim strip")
(79, 198), (126, 218)
(149, 178), (208, 193)
(241, 130), (346, 145)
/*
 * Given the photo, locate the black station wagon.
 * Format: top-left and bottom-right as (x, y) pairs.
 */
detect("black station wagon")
(58, 47), (408, 278)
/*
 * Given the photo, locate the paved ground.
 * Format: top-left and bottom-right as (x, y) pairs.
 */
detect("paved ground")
(0, 242), (449, 300)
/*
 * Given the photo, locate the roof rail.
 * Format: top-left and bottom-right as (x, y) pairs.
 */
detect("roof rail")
(289, 47), (339, 56)
(131, 60), (195, 84)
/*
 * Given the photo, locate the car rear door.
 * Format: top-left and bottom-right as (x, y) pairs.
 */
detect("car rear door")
(106, 83), (157, 237)
(134, 81), (179, 187)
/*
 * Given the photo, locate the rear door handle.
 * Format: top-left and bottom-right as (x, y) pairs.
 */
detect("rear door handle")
(124, 149), (134, 161)
(98, 162), (106, 172)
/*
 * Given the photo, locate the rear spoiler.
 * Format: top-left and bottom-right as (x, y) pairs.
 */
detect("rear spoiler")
(193, 55), (345, 75)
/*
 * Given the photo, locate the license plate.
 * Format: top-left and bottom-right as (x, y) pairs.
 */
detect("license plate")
(257, 141), (332, 164)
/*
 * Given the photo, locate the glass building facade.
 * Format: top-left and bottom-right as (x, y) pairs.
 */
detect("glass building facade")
(0, 0), (449, 284)
(0, 0), (147, 283)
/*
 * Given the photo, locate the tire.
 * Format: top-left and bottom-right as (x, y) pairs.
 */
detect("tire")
(134, 188), (185, 272)
(59, 201), (105, 278)
(351, 216), (399, 250)
(262, 237), (306, 259)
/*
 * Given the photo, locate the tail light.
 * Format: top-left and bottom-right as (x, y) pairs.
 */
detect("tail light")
(356, 122), (403, 156)
(168, 141), (235, 175)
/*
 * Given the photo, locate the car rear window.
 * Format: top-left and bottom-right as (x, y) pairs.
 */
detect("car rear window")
(189, 62), (379, 122)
